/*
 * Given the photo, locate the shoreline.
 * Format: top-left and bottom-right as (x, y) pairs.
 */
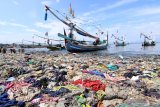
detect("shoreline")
(25, 50), (160, 58)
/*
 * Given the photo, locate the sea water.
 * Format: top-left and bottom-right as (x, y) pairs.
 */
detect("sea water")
(25, 43), (160, 56)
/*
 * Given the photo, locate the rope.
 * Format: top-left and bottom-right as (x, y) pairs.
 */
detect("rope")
(46, 6), (105, 39)
(49, 6), (102, 31)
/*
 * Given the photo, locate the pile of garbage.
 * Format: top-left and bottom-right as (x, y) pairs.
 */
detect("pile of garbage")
(0, 52), (160, 107)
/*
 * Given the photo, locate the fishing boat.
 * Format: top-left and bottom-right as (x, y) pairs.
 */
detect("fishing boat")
(34, 34), (65, 51)
(114, 41), (126, 46)
(47, 44), (65, 51)
(112, 31), (126, 46)
(47, 45), (60, 51)
(44, 5), (108, 52)
(57, 33), (107, 52)
(140, 33), (156, 46)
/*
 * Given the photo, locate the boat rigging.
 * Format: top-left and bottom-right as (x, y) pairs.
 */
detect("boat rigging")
(140, 33), (152, 40)
(111, 34), (124, 42)
(111, 31), (126, 46)
(140, 32), (155, 46)
(33, 34), (64, 42)
(44, 5), (107, 52)
(45, 5), (98, 40)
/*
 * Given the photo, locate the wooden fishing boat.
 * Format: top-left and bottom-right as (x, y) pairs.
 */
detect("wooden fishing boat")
(58, 33), (107, 52)
(47, 45), (60, 51)
(112, 32), (126, 47)
(44, 5), (108, 52)
(140, 33), (156, 46)
(47, 44), (65, 51)
(33, 34), (65, 51)
(65, 40), (107, 52)
(142, 41), (155, 46)
(115, 41), (126, 46)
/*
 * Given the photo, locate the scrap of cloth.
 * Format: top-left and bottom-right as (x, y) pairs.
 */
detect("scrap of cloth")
(42, 87), (71, 97)
(52, 85), (80, 91)
(75, 94), (91, 107)
(0, 93), (25, 107)
(103, 73), (125, 82)
(72, 79), (106, 91)
(6, 81), (31, 90)
(0, 85), (5, 95)
(82, 70), (105, 78)
(6, 81), (40, 101)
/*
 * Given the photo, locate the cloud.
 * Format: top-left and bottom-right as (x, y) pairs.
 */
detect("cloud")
(0, 31), (13, 34)
(89, 3), (98, 8)
(35, 20), (67, 44)
(0, 21), (28, 28)
(55, 0), (60, 3)
(0, 21), (6, 26)
(103, 6), (160, 20)
(134, 7), (160, 16)
(28, 10), (37, 19)
(35, 22), (53, 29)
(41, 0), (60, 5)
(41, 1), (53, 5)
(109, 6), (160, 18)
(13, 0), (19, 5)
(85, 5), (160, 25)
(83, 0), (138, 16)
(25, 28), (40, 33)
(0, 32), (35, 44)
(9, 22), (27, 28)
(105, 20), (160, 43)
(35, 21), (66, 38)
(35, 20), (94, 42)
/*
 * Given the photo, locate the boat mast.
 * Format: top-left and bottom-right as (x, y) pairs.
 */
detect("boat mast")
(111, 34), (123, 42)
(107, 31), (109, 45)
(32, 36), (34, 46)
(45, 5), (70, 26)
(140, 33), (152, 42)
(33, 34), (63, 41)
(122, 35), (125, 42)
(45, 5), (98, 40)
(68, 23), (75, 39)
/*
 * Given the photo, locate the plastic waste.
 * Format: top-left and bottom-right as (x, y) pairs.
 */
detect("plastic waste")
(119, 55), (124, 60)
(7, 77), (15, 82)
(106, 64), (119, 71)
(131, 76), (139, 81)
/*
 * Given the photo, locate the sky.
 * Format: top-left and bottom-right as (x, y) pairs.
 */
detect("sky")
(0, 0), (160, 44)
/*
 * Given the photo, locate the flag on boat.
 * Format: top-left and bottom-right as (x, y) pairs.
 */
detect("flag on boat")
(68, 4), (75, 18)
(101, 32), (104, 34)
(45, 12), (47, 21)
(47, 39), (50, 45)
(112, 34), (114, 37)
(72, 10), (75, 18)
(106, 31), (108, 40)
(68, 3), (72, 14)
(45, 32), (48, 36)
(66, 15), (69, 20)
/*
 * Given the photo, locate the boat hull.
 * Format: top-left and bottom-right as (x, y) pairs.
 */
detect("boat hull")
(115, 42), (126, 46)
(65, 41), (107, 52)
(115, 43), (126, 46)
(47, 46), (61, 51)
(142, 41), (156, 46)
